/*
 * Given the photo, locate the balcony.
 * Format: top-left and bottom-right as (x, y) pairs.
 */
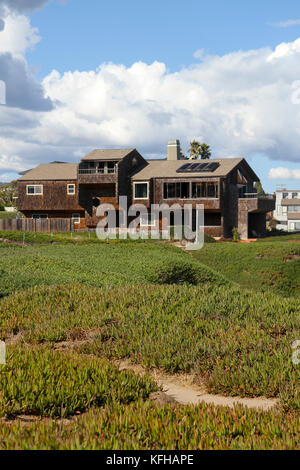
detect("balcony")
(238, 193), (275, 213)
(78, 168), (117, 185)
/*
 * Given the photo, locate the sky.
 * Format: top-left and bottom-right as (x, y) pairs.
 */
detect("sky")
(1, 0), (300, 192)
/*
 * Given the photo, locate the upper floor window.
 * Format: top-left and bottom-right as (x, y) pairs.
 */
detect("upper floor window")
(134, 182), (149, 199)
(287, 205), (300, 212)
(282, 192), (289, 199)
(27, 185), (43, 195)
(96, 161), (117, 174)
(292, 193), (298, 199)
(191, 182), (218, 198)
(67, 184), (75, 195)
(164, 182), (190, 199)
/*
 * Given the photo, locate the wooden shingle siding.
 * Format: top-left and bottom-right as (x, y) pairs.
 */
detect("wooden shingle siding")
(18, 180), (82, 212)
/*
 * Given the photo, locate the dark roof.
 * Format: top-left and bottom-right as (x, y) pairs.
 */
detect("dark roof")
(81, 149), (135, 161)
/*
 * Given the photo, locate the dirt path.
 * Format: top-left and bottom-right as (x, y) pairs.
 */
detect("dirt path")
(118, 359), (279, 411)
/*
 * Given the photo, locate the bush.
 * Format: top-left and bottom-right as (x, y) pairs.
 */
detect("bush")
(146, 259), (227, 286)
(0, 345), (157, 418)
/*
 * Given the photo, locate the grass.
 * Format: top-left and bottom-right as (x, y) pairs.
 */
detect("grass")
(0, 233), (299, 449)
(0, 345), (157, 418)
(0, 401), (298, 450)
(191, 239), (300, 297)
(0, 242), (228, 298)
(0, 283), (299, 411)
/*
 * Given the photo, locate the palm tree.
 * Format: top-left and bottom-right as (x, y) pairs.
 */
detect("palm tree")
(187, 140), (201, 160)
(199, 143), (211, 160)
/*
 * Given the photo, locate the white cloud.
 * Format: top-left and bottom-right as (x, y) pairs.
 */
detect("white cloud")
(0, 14), (40, 57)
(3, 22), (300, 182)
(268, 167), (300, 180)
(272, 19), (300, 28)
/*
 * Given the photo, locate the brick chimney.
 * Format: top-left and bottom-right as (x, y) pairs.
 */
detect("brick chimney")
(167, 140), (181, 161)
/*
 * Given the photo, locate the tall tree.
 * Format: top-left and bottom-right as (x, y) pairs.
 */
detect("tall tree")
(187, 140), (201, 160)
(254, 181), (265, 196)
(199, 143), (211, 160)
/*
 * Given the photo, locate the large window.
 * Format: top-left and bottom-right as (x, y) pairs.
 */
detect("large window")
(191, 182), (218, 198)
(163, 182), (190, 199)
(134, 182), (149, 199)
(292, 193), (299, 199)
(97, 161), (117, 174)
(27, 185), (43, 195)
(287, 205), (300, 212)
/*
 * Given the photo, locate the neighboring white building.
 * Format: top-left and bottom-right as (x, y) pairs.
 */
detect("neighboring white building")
(274, 189), (300, 232)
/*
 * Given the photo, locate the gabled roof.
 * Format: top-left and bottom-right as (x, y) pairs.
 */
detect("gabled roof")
(18, 163), (78, 181)
(81, 148), (135, 161)
(132, 158), (255, 180)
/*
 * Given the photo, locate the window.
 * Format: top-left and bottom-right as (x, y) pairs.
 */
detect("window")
(164, 182), (190, 199)
(97, 161), (117, 174)
(191, 182), (218, 198)
(134, 182), (149, 199)
(292, 193), (298, 199)
(282, 192), (289, 199)
(140, 213), (156, 227)
(107, 162), (116, 174)
(27, 185), (43, 195)
(72, 213), (81, 224)
(295, 222), (300, 230)
(67, 184), (75, 195)
(32, 214), (48, 219)
(287, 205), (300, 212)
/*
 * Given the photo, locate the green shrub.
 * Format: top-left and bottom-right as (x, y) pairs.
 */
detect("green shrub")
(0, 345), (157, 418)
(0, 401), (298, 450)
(146, 259), (228, 286)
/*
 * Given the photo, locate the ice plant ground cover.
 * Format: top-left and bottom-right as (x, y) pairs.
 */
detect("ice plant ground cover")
(0, 233), (299, 449)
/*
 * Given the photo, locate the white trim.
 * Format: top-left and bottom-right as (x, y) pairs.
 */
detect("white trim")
(72, 213), (81, 224)
(67, 184), (76, 195)
(26, 184), (43, 195)
(134, 181), (149, 199)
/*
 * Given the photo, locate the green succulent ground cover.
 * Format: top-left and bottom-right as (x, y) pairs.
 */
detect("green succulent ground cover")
(0, 235), (299, 449)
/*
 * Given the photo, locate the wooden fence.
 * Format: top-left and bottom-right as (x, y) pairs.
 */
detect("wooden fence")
(0, 218), (75, 233)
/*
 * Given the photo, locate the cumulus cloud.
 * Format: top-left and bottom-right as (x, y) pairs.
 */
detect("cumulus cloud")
(0, 12), (52, 111)
(269, 167), (300, 180)
(0, 14), (40, 57)
(3, 27), (300, 181)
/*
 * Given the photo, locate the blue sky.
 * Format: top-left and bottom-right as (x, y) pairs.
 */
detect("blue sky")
(29, 0), (300, 77)
(1, 0), (300, 192)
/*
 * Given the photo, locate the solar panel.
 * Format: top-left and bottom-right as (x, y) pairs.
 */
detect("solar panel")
(176, 162), (220, 173)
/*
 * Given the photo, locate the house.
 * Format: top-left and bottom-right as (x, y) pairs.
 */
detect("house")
(273, 189), (300, 232)
(17, 140), (275, 239)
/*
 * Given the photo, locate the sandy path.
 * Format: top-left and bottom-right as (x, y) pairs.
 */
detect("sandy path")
(118, 359), (279, 411)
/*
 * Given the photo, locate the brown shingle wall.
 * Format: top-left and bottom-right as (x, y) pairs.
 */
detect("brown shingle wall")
(18, 180), (83, 212)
